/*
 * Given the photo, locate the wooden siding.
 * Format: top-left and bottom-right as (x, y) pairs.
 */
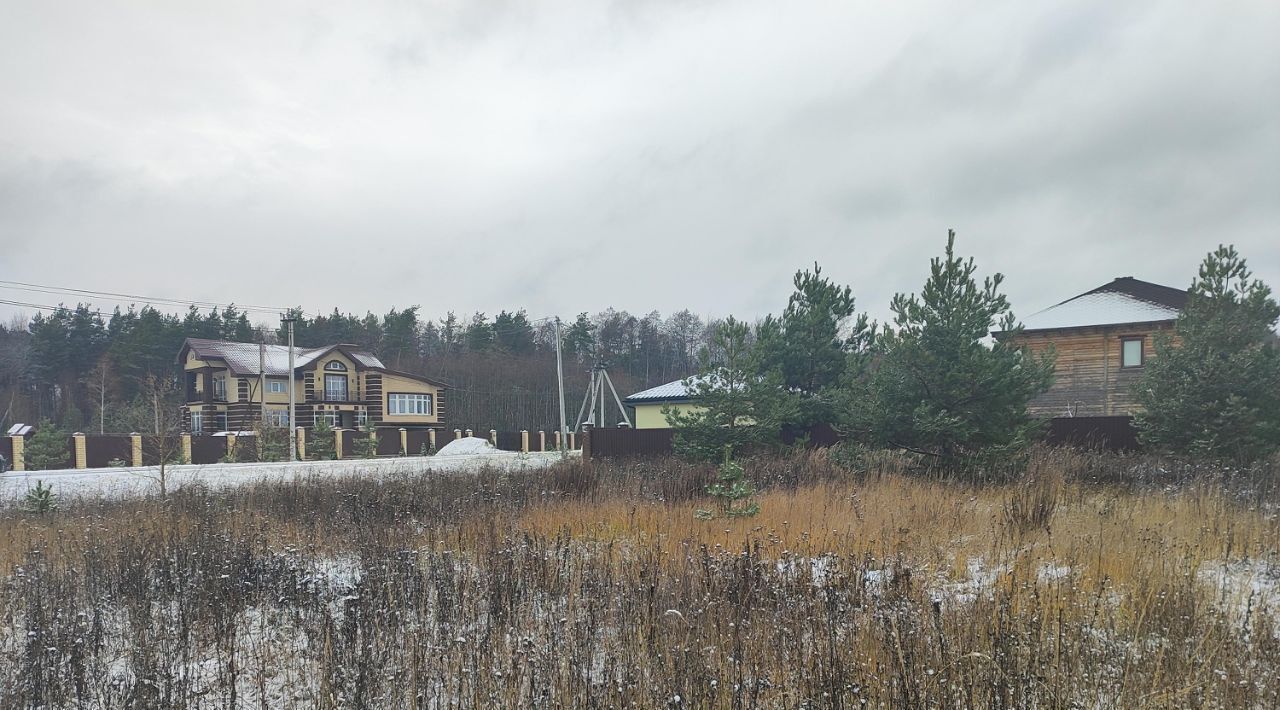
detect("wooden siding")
(1012, 323), (1174, 418)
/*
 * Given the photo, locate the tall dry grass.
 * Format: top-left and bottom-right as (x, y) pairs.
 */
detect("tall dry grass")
(0, 448), (1277, 708)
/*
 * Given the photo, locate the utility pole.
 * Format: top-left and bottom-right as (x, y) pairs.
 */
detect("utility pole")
(282, 313), (297, 461)
(258, 342), (266, 430)
(554, 317), (568, 458)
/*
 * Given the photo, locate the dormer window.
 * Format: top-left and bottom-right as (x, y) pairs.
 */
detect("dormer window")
(324, 361), (347, 371)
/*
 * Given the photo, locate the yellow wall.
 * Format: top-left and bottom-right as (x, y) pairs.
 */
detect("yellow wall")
(380, 372), (443, 425)
(634, 402), (702, 429)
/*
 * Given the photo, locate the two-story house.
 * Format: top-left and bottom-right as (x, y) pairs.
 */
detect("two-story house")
(177, 338), (446, 434)
(995, 277), (1187, 446)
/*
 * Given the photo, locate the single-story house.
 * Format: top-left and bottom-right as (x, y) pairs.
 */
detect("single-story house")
(623, 378), (702, 429)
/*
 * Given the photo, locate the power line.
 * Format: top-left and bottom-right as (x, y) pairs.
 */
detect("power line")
(0, 279), (287, 315)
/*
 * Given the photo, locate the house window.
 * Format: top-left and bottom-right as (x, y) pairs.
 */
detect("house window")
(388, 393), (433, 416)
(266, 409), (290, 428)
(324, 374), (348, 401)
(212, 376), (227, 400)
(268, 380), (287, 394)
(1121, 338), (1144, 368)
(314, 411), (340, 428)
(324, 361), (347, 371)
(356, 410), (369, 428)
(215, 413), (229, 432)
(190, 411), (204, 433)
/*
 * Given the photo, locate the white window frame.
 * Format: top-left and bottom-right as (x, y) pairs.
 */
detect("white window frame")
(215, 413), (228, 432)
(324, 374), (348, 401)
(212, 376), (227, 399)
(266, 409), (290, 428)
(313, 411), (340, 428)
(324, 361), (347, 371)
(387, 393), (433, 416)
(268, 379), (287, 394)
(190, 411), (204, 433)
(356, 410), (369, 428)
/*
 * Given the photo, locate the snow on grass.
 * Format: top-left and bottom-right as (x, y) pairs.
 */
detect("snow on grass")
(0, 449), (577, 503)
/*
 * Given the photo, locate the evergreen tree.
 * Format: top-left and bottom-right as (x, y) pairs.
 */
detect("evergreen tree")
(494, 310), (536, 354)
(754, 264), (873, 428)
(309, 419), (337, 460)
(465, 312), (494, 352)
(666, 317), (793, 461)
(865, 230), (1055, 462)
(1134, 245), (1280, 462)
(24, 420), (70, 471)
(563, 313), (595, 362)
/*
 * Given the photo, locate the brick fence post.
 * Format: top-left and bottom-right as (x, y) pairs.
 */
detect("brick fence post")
(454, 429), (462, 440)
(182, 434), (193, 463)
(568, 432), (576, 450)
(225, 433), (237, 461)
(11, 436), (24, 471)
(428, 428), (437, 452)
(295, 427), (306, 461)
(334, 428), (344, 459)
(130, 433), (143, 467)
(538, 430), (546, 452)
(520, 430), (529, 453)
(554, 431), (561, 451)
(489, 429), (497, 446)
(399, 427), (408, 455)
(465, 428), (473, 439)
(73, 432), (87, 469)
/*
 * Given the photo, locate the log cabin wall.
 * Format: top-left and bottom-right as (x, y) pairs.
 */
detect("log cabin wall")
(1012, 322), (1176, 418)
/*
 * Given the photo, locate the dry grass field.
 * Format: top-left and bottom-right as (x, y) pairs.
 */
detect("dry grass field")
(1, 449), (1277, 708)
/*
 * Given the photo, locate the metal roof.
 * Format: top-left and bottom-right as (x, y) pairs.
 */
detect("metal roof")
(1016, 277), (1185, 332)
(624, 378), (695, 403)
(182, 338), (384, 376)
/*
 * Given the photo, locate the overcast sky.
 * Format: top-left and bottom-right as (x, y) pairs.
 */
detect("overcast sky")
(1, 0), (1277, 328)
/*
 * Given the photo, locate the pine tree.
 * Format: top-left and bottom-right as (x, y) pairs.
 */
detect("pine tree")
(865, 230), (1055, 462)
(23, 480), (57, 515)
(754, 263), (873, 429)
(695, 445), (760, 519)
(24, 420), (70, 471)
(1134, 245), (1280, 462)
(666, 317), (794, 461)
(309, 419), (337, 460)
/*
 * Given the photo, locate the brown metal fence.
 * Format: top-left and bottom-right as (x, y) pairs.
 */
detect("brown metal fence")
(376, 429), (403, 456)
(585, 428), (675, 459)
(494, 431), (523, 452)
(85, 435), (133, 468)
(405, 429), (431, 455)
(190, 435), (226, 464)
(1046, 416), (1139, 451)
(0, 437), (13, 469)
(339, 430), (356, 458)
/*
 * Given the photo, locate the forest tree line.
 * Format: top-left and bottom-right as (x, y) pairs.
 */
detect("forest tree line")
(0, 303), (722, 434)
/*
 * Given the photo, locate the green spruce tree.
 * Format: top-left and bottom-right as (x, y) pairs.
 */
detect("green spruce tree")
(1134, 245), (1280, 462)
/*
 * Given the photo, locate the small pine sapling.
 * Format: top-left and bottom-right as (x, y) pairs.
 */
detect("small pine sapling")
(24, 480), (58, 515)
(695, 445), (760, 519)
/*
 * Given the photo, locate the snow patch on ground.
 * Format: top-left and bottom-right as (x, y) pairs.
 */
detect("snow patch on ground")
(1199, 559), (1280, 630)
(0, 449), (577, 502)
(435, 436), (499, 456)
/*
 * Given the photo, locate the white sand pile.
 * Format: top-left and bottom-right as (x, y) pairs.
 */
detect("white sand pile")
(435, 436), (501, 456)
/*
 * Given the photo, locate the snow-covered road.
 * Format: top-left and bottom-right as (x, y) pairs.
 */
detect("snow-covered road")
(0, 450), (576, 502)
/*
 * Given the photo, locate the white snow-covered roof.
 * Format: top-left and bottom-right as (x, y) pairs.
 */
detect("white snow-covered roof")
(183, 338), (385, 376)
(624, 378), (697, 403)
(1020, 291), (1180, 331)
(1015, 277), (1187, 332)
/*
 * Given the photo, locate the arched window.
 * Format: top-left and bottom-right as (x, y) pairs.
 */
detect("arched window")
(324, 361), (347, 371)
